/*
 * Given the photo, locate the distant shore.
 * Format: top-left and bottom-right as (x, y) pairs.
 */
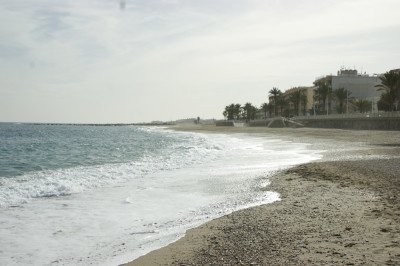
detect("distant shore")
(124, 125), (400, 265)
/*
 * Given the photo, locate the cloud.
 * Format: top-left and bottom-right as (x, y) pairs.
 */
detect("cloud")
(0, 0), (399, 122)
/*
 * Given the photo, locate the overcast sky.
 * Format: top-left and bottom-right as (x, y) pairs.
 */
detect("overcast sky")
(1, 0), (399, 123)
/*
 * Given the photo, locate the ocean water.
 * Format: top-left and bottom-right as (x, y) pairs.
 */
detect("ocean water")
(0, 123), (322, 265)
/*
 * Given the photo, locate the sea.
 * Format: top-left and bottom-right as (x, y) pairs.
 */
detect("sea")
(0, 123), (322, 265)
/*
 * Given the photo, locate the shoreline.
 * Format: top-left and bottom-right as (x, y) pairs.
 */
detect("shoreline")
(124, 125), (400, 265)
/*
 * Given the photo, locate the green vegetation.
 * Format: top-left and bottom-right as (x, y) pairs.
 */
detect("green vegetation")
(353, 99), (372, 113)
(288, 90), (305, 116)
(221, 69), (399, 122)
(314, 76), (332, 115)
(334, 88), (351, 114)
(223, 104), (242, 120)
(276, 94), (288, 117)
(260, 102), (270, 119)
(376, 70), (400, 111)
(223, 103), (257, 121)
(242, 103), (258, 122)
(301, 91), (307, 115)
(268, 87), (281, 116)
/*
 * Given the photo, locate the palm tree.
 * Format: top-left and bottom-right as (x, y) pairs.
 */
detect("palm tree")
(288, 90), (304, 116)
(276, 94), (288, 117)
(314, 76), (332, 115)
(353, 99), (372, 113)
(376, 70), (400, 111)
(377, 93), (393, 111)
(223, 103), (242, 120)
(223, 109), (228, 119)
(242, 103), (257, 122)
(269, 87), (281, 116)
(334, 88), (351, 114)
(223, 104), (235, 120)
(233, 104), (242, 120)
(301, 92), (308, 115)
(260, 103), (269, 119)
(268, 102), (274, 117)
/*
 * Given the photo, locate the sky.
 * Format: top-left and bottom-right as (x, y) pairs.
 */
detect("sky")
(1, 0), (399, 123)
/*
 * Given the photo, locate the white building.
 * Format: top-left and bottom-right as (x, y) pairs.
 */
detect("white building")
(332, 69), (382, 104)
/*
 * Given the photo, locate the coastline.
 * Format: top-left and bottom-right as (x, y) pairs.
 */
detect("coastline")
(124, 125), (400, 265)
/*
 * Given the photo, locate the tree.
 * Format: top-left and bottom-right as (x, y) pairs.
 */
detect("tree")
(268, 87), (281, 116)
(242, 103), (258, 122)
(260, 102), (269, 119)
(223, 104), (235, 120)
(353, 99), (372, 113)
(233, 104), (242, 120)
(376, 70), (400, 111)
(223, 103), (242, 120)
(334, 88), (351, 114)
(377, 93), (393, 111)
(268, 102), (274, 117)
(314, 76), (332, 115)
(276, 94), (288, 117)
(301, 92), (308, 115)
(288, 90), (305, 116)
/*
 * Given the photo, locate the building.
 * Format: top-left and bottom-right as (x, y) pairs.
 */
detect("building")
(267, 86), (315, 117)
(283, 86), (315, 112)
(280, 86), (315, 116)
(315, 68), (382, 113)
(332, 69), (381, 101)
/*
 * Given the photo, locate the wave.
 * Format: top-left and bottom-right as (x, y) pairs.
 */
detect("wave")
(0, 128), (224, 208)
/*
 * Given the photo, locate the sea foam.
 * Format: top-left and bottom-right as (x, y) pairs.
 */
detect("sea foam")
(0, 127), (322, 266)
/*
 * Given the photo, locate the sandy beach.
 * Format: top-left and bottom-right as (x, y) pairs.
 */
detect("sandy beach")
(125, 125), (400, 265)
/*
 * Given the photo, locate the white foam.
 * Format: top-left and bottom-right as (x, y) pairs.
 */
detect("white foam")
(0, 129), (224, 208)
(0, 129), (323, 266)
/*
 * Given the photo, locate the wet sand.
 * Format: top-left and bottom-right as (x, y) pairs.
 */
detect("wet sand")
(125, 125), (400, 265)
